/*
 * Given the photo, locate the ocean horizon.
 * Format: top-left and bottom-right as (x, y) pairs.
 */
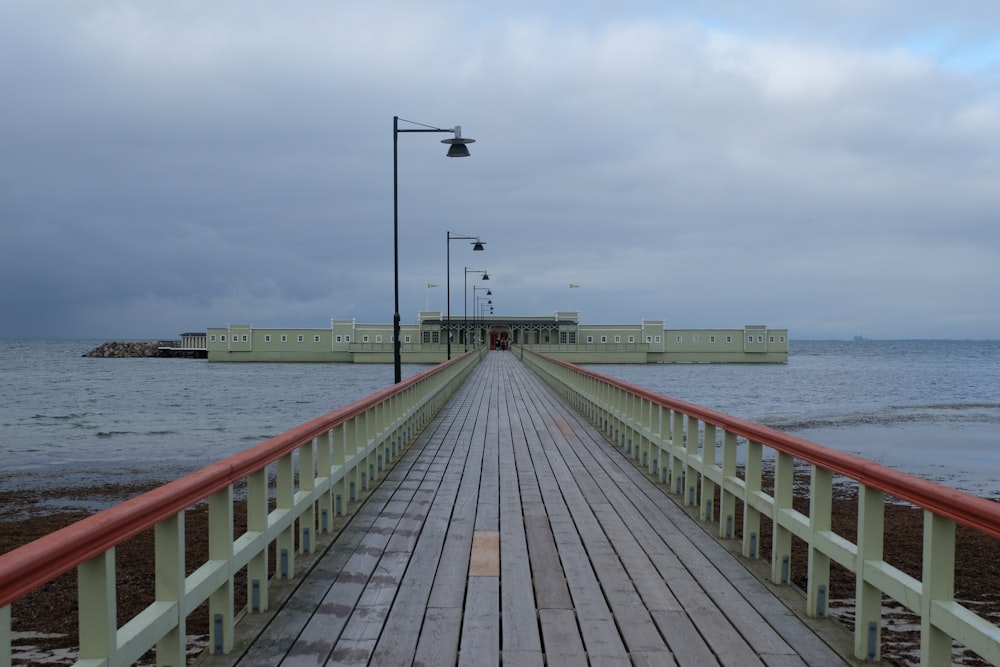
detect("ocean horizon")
(2, 338), (998, 500)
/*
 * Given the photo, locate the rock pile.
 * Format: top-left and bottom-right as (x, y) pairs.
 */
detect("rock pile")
(83, 341), (161, 358)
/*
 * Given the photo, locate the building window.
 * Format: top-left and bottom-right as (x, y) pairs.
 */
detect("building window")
(264, 335), (271, 342)
(628, 336), (635, 343)
(693, 335), (699, 343)
(645, 336), (652, 343)
(314, 335), (321, 342)
(769, 336), (775, 343)
(242, 335), (249, 342)
(709, 335), (716, 343)
(298, 335), (304, 342)
(345, 335), (351, 343)
(336, 335), (342, 342)
(281, 335), (288, 342)
(726, 335), (733, 343)
(210, 335), (217, 342)
(558, 331), (577, 344)
(676, 335), (683, 343)
(404, 335), (411, 343)
(422, 331), (440, 344)
(601, 336), (607, 343)
(220, 335), (226, 342)
(758, 335), (764, 343)
(376, 335), (383, 343)
(655, 336), (661, 343)
(363, 335), (369, 343)
(779, 336), (785, 343)
(614, 335), (621, 343)
(586, 336), (594, 343)
(747, 335), (753, 343)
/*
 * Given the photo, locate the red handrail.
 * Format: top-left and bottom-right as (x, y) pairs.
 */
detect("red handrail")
(534, 350), (1000, 539)
(0, 358), (455, 608)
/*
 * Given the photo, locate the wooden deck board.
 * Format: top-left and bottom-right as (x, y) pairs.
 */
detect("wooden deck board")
(199, 351), (852, 667)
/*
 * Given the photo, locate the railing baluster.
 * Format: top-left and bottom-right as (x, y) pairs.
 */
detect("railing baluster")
(78, 549), (116, 662)
(855, 484), (885, 661)
(807, 466), (832, 618)
(208, 486), (235, 654)
(155, 511), (186, 665)
(921, 511), (956, 664)
(248, 468), (269, 613)
(743, 440), (763, 559)
(772, 451), (794, 585)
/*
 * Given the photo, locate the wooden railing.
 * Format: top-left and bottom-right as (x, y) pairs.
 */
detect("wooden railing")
(519, 347), (1000, 665)
(0, 349), (483, 667)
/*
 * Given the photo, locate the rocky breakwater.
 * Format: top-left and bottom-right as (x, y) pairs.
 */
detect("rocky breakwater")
(84, 341), (162, 358)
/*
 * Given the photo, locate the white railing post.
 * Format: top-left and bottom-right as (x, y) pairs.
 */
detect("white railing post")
(247, 468), (269, 613)
(855, 484), (884, 661)
(719, 430), (738, 540)
(700, 423), (717, 522)
(771, 451), (794, 585)
(684, 418), (700, 507)
(155, 511), (186, 666)
(300, 438), (316, 554)
(921, 510), (956, 665)
(78, 549), (116, 662)
(743, 440), (762, 559)
(208, 486), (235, 654)
(807, 466), (832, 618)
(670, 411), (684, 495)
(1, 604), (9, 667)
(277, 453), (295, 575)
(332, 423), (346, 515)
(318, 430), (334, 535)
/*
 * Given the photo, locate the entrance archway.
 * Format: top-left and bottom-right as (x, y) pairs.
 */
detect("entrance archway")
(489, 327), (511, 350)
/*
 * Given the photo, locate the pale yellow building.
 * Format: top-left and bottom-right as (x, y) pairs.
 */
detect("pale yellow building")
(205, 313), (787, 363)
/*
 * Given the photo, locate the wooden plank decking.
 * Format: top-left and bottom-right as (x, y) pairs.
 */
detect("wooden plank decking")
(201, 351), (853, 666)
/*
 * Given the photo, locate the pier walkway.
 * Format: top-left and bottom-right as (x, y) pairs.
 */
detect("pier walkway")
(203, 351), (850, 666)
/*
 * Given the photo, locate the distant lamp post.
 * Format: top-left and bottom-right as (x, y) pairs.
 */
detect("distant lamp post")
(474, 286), (492, 350)
(446, 232), (485, 359)
(425, 283), (438, 311)
(568, 283), (581, 311)
(393, 116), (475, 383)
(464, 267), (489, 351)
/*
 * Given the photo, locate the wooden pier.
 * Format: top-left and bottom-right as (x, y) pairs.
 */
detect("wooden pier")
(199, 351), (852, 666)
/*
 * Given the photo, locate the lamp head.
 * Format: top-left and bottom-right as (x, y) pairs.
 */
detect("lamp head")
(482, 272), (490, 280)
(472, 240), (485, 251)
(442, 127), (475, 158)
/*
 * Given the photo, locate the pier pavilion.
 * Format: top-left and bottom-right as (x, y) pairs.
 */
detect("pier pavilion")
(206, 311), (788, 363)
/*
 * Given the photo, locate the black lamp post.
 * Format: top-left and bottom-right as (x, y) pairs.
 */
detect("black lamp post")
(393, 116), (475, 383)
(447, 232), (485, 360)
(464, 267), (489, 352)
(474, 286), (491, 351)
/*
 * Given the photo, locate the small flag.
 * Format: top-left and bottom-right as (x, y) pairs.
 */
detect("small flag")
(569, 283), (580, 288)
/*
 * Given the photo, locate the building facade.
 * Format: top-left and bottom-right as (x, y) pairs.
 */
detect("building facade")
(205, 313), (788, 363)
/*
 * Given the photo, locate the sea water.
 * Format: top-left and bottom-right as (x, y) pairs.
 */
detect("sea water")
(1, 339), (998, 497)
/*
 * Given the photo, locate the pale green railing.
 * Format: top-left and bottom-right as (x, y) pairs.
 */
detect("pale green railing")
(0, 349), (483, 667)
(520, 347), (1000, 665)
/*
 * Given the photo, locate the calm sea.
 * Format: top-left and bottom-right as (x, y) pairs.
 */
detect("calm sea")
(1, 339), (998, 497)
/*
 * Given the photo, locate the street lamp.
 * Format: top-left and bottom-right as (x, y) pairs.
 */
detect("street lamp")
(446, 232), (485, 360)
(393, 116), (475, 383)
(464, 267), (489, 352)
(474, 286), (491, 351)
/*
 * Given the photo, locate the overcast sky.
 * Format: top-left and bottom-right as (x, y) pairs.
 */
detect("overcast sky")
(2, 1), (998, 340)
